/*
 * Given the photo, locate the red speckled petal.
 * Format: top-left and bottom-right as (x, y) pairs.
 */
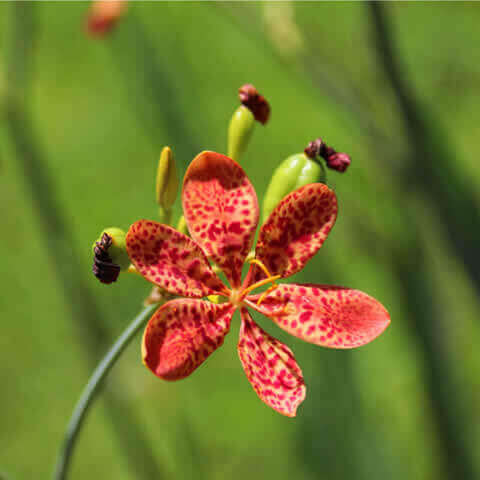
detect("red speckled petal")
(254, 184), (337, 281)
(237, 308), (306, 417)
(246, 283), (390, 349)
(182, 151), (259, 288)
(142, 299), (235, 380)
(126, 220), (227, 298)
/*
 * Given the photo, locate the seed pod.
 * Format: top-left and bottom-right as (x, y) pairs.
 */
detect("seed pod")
(227, 105), (255, 162)
(262, 153), (326, 222)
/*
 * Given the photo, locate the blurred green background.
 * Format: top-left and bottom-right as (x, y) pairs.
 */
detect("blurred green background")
(1, 1), (480, 479)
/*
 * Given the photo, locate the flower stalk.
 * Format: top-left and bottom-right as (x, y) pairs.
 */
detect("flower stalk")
(53, 303), (159, 480)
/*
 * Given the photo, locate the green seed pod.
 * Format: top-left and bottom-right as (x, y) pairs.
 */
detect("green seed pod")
(156, 146), (178, 210)
(262, 153), (326, 222)
(92, 227), (130, 271)
(227, 105), (255, 162)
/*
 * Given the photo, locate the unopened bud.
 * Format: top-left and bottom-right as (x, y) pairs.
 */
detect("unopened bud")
(86, 0), (127, 37)
(92, 227), (130, 284)
(262, 152), (326, 222)
(156, 146), (178, 212)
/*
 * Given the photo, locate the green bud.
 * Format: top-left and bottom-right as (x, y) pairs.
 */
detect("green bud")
(92, 227), (130, 271)
(227, 105), (255, 162)
(156, 146), (178, 210)
(262, 153), (326, 222)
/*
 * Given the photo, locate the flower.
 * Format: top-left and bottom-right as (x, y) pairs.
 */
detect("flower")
(126, 151), (390, 417)
(85, 0), (127, 37)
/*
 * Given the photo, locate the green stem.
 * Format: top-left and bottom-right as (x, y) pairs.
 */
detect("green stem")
(53, 303), (158, 480)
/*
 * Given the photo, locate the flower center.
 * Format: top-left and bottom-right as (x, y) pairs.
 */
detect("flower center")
(229, 288), (244, 308)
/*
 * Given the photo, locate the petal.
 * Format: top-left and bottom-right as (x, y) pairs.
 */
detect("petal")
(126, 220), (227, 298)
(237, 308), (306, 417)
(253, 184), (337, 281)
(182, 151), (259, 288)
(246, 284), (390, 349)
(142, 299), (235, 380)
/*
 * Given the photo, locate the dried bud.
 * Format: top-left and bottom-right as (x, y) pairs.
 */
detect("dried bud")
(326, 152), (351, 173)
(304, 138), (326, 159)
(92, 233), (120, 284)
(156, 146), (178, 211)
(238, 84), (271, 125)
(92, 228), (130, 284)
(86, 0), (127, 37)
(304, 137), (351, 173)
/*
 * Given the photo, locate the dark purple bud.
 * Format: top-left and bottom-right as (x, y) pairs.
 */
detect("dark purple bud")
(326, 152), (351, 173)
(238, 84), (271, 125)
(304, 138), (326, 159)
(304, 137), (351, 173)
(92, 233), (120, 284)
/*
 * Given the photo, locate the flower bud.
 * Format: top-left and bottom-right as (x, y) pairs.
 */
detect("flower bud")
(262, 153), (326, 222)
(156, 146), (178, 211)
(86, 0), (127, 37)
(227, 105), (255, 162)
(92, 227), (130, 284)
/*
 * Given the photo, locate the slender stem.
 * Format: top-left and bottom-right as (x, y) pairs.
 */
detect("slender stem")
(53, 303), (158, 480)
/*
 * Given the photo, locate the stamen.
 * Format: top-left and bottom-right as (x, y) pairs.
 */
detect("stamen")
(248, 258), (272, 279)
(241, 275), (281, 298)
(240, 258), (282, 304)
(256, 285), (278, 306)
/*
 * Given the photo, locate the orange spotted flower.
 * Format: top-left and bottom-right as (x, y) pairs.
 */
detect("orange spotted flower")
(126, 151), (390, 417)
